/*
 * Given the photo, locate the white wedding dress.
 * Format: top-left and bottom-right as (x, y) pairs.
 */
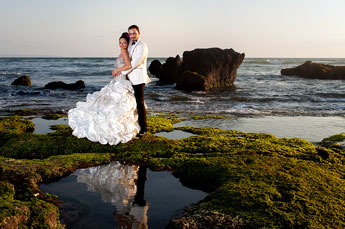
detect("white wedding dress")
(73, 162), (149, 228)
(68, 57), (140, 145)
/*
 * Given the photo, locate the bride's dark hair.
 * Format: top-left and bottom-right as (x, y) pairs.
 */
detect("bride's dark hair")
(119, 32), (130, 43)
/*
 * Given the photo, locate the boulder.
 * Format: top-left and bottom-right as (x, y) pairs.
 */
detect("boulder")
(149, 55), (182, 84)
(149, 48), (245, 91)
(281, 61), (345, 80)
(44, 80), (85, 90)
(11, 75), (32, 86)
(148, 60), (163, 78)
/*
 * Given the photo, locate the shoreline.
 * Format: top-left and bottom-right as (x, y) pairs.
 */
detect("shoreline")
(25, 112), (345, 143)
(1, 113), (345, 228)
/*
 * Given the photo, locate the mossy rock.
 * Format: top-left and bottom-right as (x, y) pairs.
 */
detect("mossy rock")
(320, 133), (345, 153)
(322, 133), (345, 144)
(12, 108), (43, 116)
(0, 132), (118, 159)
(0, 113), (345, 228)
(191, 114), (233, 120)
(42, 113), (66, 120)
(146, 113), (184, 133)
(0, 181), (63, 228)
(174, 155), (345, 228)
(0, 116), (34, 134)
(49, 124), (72, 135)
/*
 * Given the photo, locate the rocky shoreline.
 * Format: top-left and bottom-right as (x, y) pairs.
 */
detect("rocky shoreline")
(10, 74), (85, 90)
(1, 112), (345, 228)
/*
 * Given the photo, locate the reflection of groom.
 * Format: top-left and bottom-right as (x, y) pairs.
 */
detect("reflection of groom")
(120, 25), (151, 137)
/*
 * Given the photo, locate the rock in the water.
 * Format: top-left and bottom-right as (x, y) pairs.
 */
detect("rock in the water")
(149, 48), (245, 91)
(149, 55), (182, 84)
(281, 61), (345, 79)
(44, 80), (85, 90)
(11, 75), (32, 86)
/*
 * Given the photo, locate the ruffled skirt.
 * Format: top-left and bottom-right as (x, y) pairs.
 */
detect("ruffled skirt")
(68, 77), (140, 145)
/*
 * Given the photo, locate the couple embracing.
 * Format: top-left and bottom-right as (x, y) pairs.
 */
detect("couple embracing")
(68, 25), (150, 145)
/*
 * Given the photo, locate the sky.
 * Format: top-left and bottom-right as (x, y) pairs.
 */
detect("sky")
(0, 0), (345, 58)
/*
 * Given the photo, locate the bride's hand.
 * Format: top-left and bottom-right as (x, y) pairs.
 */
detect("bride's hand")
(112, 69), (118, 78)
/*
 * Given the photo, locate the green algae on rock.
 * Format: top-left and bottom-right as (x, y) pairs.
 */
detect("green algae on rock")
(0, 116), (34, 134)
(320, 132), (345, 156)
(0, 153), (113, 228)
(48, 124), (73, 135)
(174, 155), (345, 228)
(42, 113), (66, 120)
(0, 131), (118, 159)
(191, 114), (233, 120)
(11, 108), (44, 116)
(322, 133), (345, 143)
(146, 113), (184, 133)
(1, 114), (345, 228)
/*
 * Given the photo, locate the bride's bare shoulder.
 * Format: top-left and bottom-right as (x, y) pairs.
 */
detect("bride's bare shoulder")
(121, 49), (129, 56)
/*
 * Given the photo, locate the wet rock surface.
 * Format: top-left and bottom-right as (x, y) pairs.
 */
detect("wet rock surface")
(44, 80), (85, 90)
(11, 75), (32, 86)
(1, 114), (345, 228)
(281, 61), (345, 79)
(149, 48), (245, 91)
(166, 205), (243, 229)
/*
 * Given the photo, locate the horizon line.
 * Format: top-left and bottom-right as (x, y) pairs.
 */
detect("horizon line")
(1, 56), (345, 59)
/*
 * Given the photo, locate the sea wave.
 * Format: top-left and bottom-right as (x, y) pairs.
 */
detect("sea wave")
(0, 72), (27, 77)
(224, 107), (273, 115)
(52, 70), (112, 77)
(281, 60), (306, 65)
(315, 92), (345, 99)
(244, 59), (271, 64)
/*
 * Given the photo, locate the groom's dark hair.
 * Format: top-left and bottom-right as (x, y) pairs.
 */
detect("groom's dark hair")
(128, 25), (140, 33)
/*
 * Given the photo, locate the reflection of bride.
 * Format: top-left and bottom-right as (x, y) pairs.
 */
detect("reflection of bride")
(73, 161), (148, 228)
(68, 32), (139, 145)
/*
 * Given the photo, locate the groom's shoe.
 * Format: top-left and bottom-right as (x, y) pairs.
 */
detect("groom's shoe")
(135, 131), (147, 139)
(139, 131), (147, 137)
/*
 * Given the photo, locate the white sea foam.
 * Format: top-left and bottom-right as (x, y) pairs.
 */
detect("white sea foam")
(0, 57), (345, 117)
(0, 72), (25, 76)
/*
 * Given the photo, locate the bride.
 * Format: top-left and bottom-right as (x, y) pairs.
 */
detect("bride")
(68, 32), (140, 145)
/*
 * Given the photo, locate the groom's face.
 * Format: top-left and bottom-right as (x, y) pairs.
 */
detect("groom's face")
(128, 28), (140, 42)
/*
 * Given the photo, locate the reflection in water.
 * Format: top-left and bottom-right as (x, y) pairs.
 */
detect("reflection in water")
(40, 161), (207, 228)
(74, 162), (148, 228)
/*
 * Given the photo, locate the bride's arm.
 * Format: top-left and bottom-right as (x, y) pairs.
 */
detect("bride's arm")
(113, 50), (131, 77)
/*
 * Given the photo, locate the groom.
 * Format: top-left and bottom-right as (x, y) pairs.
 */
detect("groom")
(121, 25), (151, 137)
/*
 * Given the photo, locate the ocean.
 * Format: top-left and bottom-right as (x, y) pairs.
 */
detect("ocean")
(1, 57), (344, 142)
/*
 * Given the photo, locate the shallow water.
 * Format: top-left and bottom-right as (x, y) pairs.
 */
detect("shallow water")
(175, 116), (345, 143)
(32, 116), (344, 143)
(155, 130), (196, 140)
(40, 162), (207, 229)
(31, 117), (68, 134)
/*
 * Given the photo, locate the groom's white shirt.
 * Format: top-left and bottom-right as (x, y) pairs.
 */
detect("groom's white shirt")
(122, 38), (151, 85)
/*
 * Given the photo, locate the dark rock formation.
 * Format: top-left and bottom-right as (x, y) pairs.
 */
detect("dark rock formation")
(281, 61), (345, 80)
(149, 55), (182, 84)
(11, 75), (32, 86)
(44, 80), (85, 90)
(149, 48), (245, 92)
